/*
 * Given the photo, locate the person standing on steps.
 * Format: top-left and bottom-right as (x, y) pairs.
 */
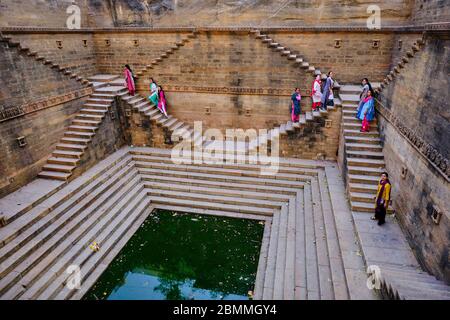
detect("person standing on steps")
(356, 78), (373, 118)
(148, 78), (159, 106)
(372, 172), (391, 226)
(311, 74), (322, 111)
(358, 89), (375, 132)
(124, 65), (136, 96)
(158, 85), (168, 117)
(321, 71), (334, 111)
(291, 88), (301, 123)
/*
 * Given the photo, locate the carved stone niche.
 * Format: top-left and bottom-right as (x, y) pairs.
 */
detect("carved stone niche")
(17, 136), (26, 147)
(110, 110), (116, 120)
(82, 39), (88, 47)
(372, 39), (380, 48)
(56, 40), (63, 49)
(245, 108), (251, 117)
(400, 165), (408, 179)
(105, 39), (111, 47)
(398, 40), (403, 50)
(325, 119), (332, 128)
(334, 39), (341, 48)
(205, 106), (211, 115)
(133, 39), (139, 47)
(431, 205), (443, 225)
(125, 108), (131, 117)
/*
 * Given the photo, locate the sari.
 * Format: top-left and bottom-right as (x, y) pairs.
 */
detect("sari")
(291, 92), (301, 122)
(356, 84), (370, 116)
(311, 79), (322, 111)
(357, 96), (375, 121)
(149, 83), (159, 106)
(124, 68), (135, 96)
(321, 76), (334, 109)
(158, 90), (168, 116)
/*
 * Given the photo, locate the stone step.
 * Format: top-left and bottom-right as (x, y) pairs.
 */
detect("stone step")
(75, 113), (104, 121)
(351, 201), (375, 213)
(55, 143), (87, 152)
(339, 94), (360, 102)
(68, 125), (98, 133)
(79, 108), (108, 115)
(64, 131), (95, 139)
(145, 181), (291, 202)
(47, 157), (80, 166)
(344, 136), (381, 145)
(72, 119), (101, 127)
(343, 122), (378, 131)
(347, 157), (385, 168)
(37, 171), (71, 181)
(146, 188), (284, 209)
(148, 194), (274, 216)
(137, 167), (307, 190)
(349, 191), (375, 203)
(348, 182), (378, 193)
(346, 150), (384, 160)
(52, 150), (83, 159)
(133, 160), (313, 183)
(60, 137), (91, 146)
(86, 98), (113, 106)
(83, 103), (109, 110)
(41, 163), (76, 173)
(348, 165), (383, 176)
(346, 143), (382, 152)
(348, 174), (379, 185)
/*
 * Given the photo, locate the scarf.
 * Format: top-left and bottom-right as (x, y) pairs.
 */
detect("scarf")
(363, 96), (373, 103)
(376, 179), (391, 206)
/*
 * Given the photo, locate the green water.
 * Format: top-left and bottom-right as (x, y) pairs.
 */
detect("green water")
(83, 210), (264, 300)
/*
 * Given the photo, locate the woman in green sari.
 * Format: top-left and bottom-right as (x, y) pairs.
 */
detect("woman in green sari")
(149, 78), (159, 106)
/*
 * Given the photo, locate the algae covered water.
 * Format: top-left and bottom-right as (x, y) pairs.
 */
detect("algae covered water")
(83, 210), (264, 300)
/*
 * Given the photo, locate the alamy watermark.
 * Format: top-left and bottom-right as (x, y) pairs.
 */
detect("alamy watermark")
(367, 5), (381, 30)
(170, 121), (280, 175)
(66, 4), (81, 30)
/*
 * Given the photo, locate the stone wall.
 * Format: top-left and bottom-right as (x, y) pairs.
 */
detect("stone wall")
(8, 33), (98, 77)
(412, 0), (450, 24)
(93, 31), (188, 75)
(0, 40), (84, 110)
(376, 32), (450, 283)
(136, 32), (316, 130)
(0, 0), (415, 28)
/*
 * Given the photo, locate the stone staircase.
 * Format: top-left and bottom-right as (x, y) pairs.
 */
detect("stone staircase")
(0, 32), (94, 87)
(375, 38), (425, 95)
(134, 31), (199, 81)
(338, 84), (388, 213)
(0, 147), (374, 300)
(338, 84), (450, 300)
(251, 30), (321, 76)
(38, 75), (128, 181)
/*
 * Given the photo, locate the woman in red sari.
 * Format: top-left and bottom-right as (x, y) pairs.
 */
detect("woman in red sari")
(124, 64), (135, 96)
(311, 74), (322, 111)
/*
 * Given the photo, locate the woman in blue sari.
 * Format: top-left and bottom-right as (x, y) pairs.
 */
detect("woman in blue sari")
(358, 89), (375, 132)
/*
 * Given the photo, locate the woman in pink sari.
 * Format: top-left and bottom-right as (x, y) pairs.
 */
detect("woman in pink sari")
(158, 85), (168, 117)
(124, 64), (135, 96)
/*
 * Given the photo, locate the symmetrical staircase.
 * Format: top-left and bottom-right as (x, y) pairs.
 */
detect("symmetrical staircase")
(0, 147), (371, 300)
(38, 75), (128, 181)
